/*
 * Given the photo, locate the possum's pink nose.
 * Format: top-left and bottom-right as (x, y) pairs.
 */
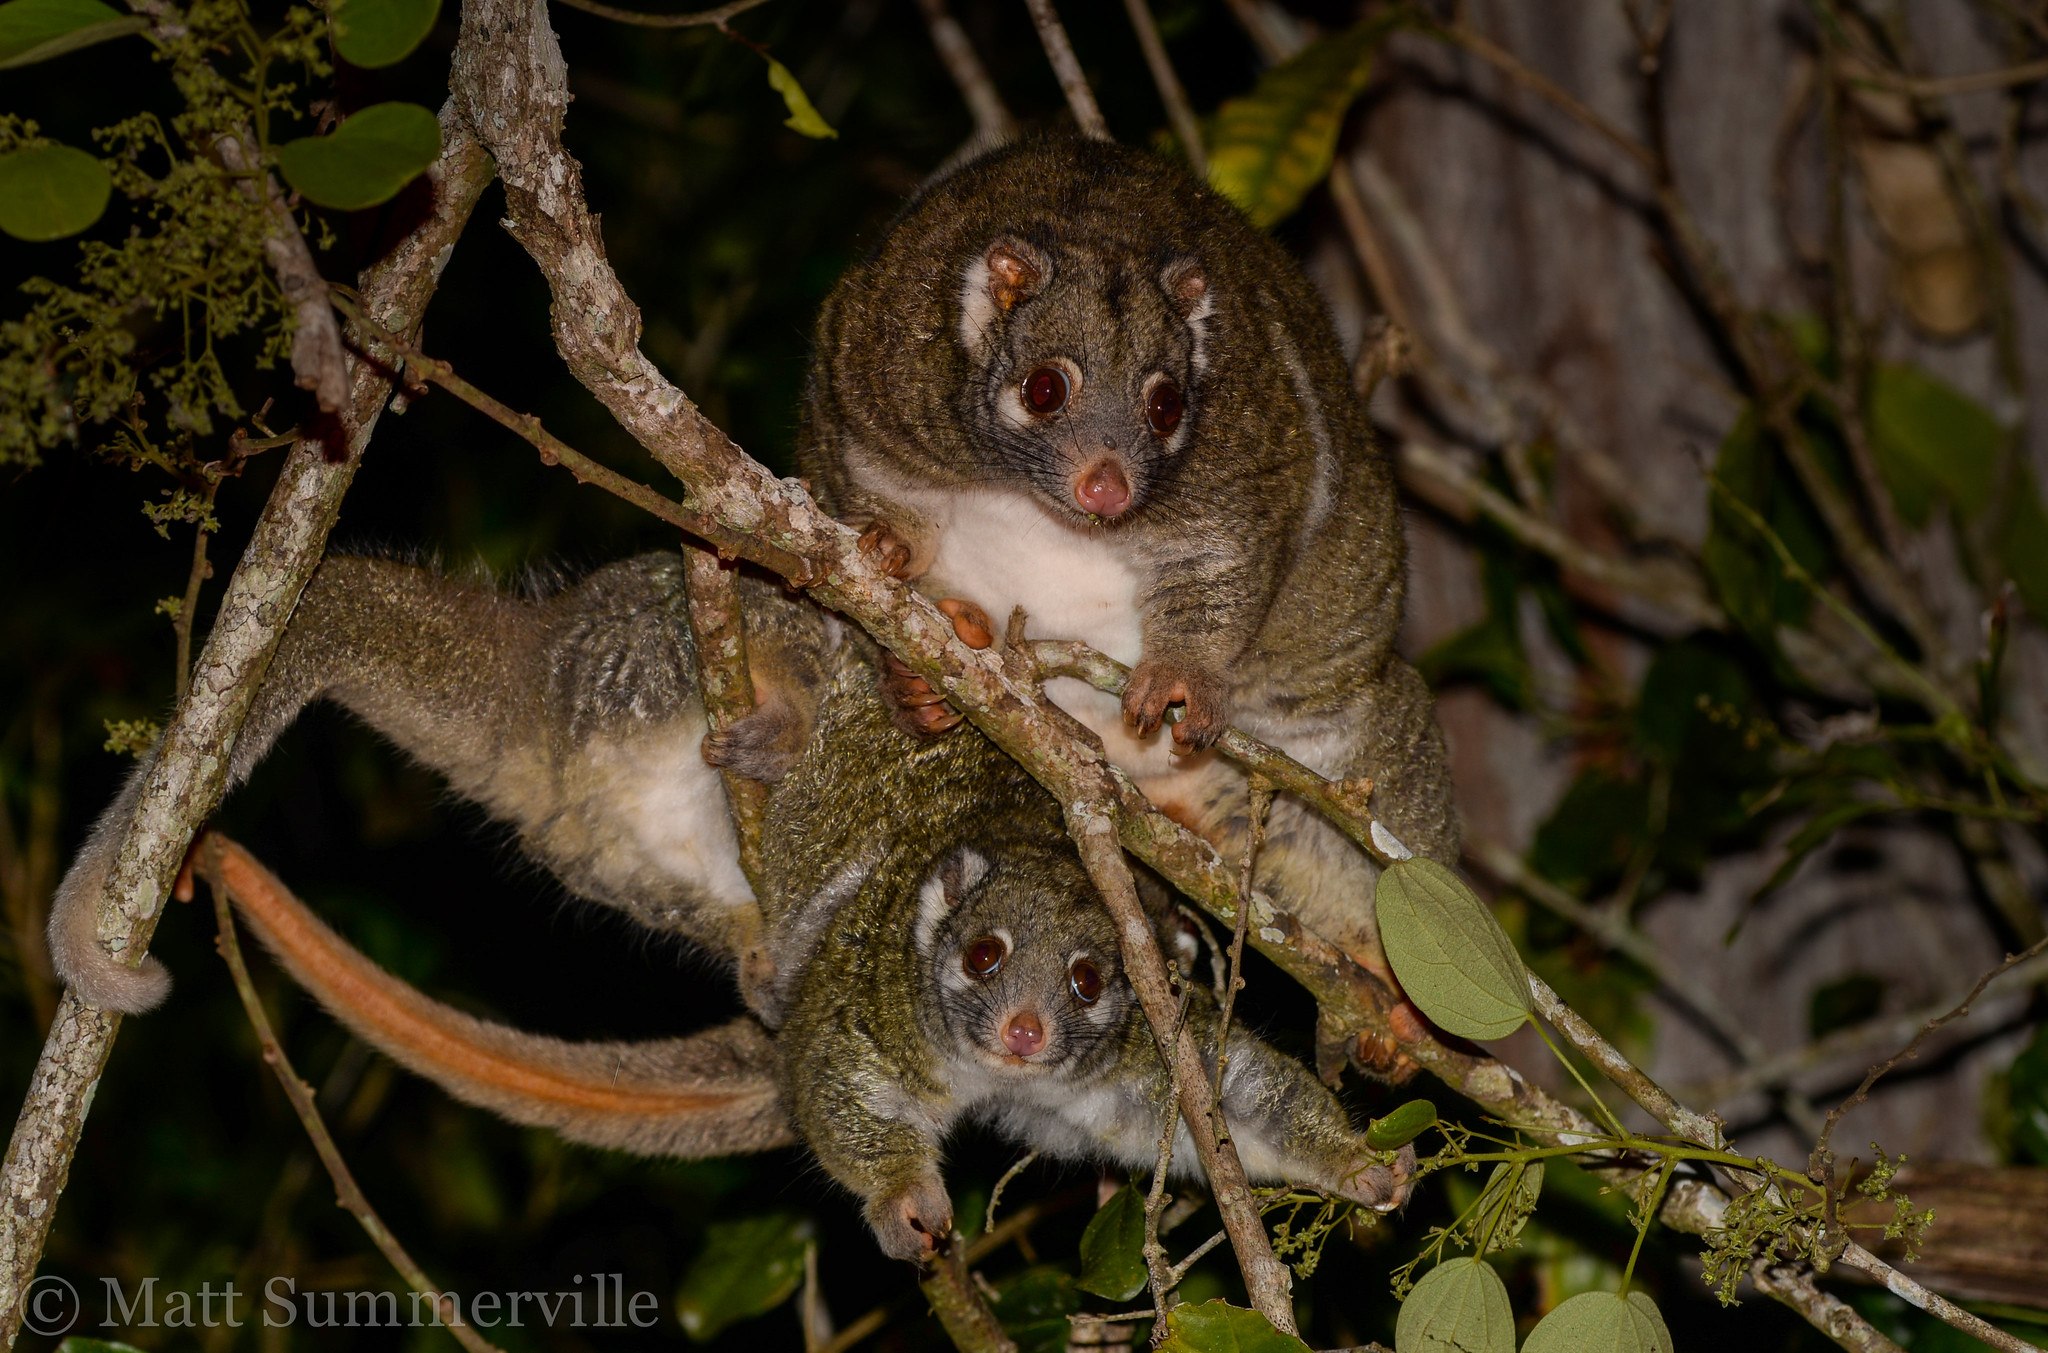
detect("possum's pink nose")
(1002, 1011), (1046, 1057)
(1073, 459), (1131, 518)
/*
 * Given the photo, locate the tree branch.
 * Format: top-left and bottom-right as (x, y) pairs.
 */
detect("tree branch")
(1022, 0), (1109, 139)
(915, 0), (1014, 144)
(0, 110), (492, 1344)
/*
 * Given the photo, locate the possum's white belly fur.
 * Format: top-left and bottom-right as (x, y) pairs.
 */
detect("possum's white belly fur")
(914, 486), (1194, 784)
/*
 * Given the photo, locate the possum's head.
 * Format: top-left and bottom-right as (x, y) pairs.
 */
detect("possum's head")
(954, 235), (1210, 524)
(913, 843), (1130, 1074)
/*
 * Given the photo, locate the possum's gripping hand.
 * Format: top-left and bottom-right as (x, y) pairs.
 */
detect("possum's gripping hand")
(866, 1172), (955, 1263)
(1123, 656), (1231, 750)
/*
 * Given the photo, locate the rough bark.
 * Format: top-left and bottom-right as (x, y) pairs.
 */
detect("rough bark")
(0, 116), (494, 1345)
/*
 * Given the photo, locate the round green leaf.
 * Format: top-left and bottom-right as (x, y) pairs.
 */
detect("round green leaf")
(1521, 1290), (1673, 1353)
(0, 0), (144, 68)
(329, 0), (440, 68)
(672, 1212), (813, 1342)
(1076, 1182), (1148, 1302)
(1394, 1257), (1513, 1353)
(276, 101), (441, 211)
(0, 143), (111, 241)
(1156, 1299), (1312, 1353)
(1366, 1098), (1437, 1150)
(1375, 858), (1532, 1041)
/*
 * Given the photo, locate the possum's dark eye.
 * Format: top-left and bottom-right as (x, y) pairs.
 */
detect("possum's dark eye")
(1023, 366), (1070, 416)
(963, 936), (1007, 978)
(1146, 379), (1184, 436)
(1069, 958), (1103, 1004)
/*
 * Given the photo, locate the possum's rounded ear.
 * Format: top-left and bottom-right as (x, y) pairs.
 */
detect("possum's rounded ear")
(958, 237), (1049, 351)
(914, 846), (992, 953)
(1160, 256), (1209, 315)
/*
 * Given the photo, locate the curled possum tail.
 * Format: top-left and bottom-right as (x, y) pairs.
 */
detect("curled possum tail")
(201, 835), (794, 1160)
(46, 767), (172, 1014)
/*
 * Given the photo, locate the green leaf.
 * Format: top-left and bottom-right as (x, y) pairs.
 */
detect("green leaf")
(0, 0), (143, 68)
(1375, 858), (1532, 1042)
(992, 1268), (1081, 1353)
(1155, 1299), (1312, 1353)
(1076, 1181), (1148, 1301)
(1205, 17), (1399, 227)
(2004, 1022), (2048, 1166)
(1521, 1290), (1672, 1353)
(276, 101), (441, 211)
(1993, 466), (2048, 617)
(1528, 771), (1649, 896)
(329, 0), (440, 68)
(1867, 363), (2004, 522)
(1394, 1257), (1514, 1353)
(0, 143), (111, 241)
(673, 1212), (813, 1342)
(765, 56), (837, 139)
(1809, 972), (1884, 1039)
(1366, 1099), (1436, 1150)
(1702, 409), (1833, 646)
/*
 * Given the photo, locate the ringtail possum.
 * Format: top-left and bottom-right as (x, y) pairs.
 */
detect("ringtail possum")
(758, 659), (1414, 1260)
(49, 551), (834, 1014)
(799, 136), (1459, 995)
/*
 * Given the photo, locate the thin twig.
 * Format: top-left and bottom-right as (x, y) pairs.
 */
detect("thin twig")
(201, 840), (503, 1353)
(1142, 989), (1187, 1323)
(1843, 53), (2048, 97)
(1212, 778), (1270, 1101)
(1687, 948), (2048, 1104)
(1396, 440), (1725, 632)
(915, 0), (1015, 143)
(1064, 807), (1297, 1333)
(332, 300), (813, 584)
(984, 1150), (1039, 1232)
(172, 494), (217, 703)
(1023, 0), (1110, 139)
(1121, 0), (1206, 174)
(548, 0), (771, 27)
(1811, 935), (2048, 1173)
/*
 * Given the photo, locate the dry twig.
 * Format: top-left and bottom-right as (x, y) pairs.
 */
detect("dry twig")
(200, 839), (503, 1353)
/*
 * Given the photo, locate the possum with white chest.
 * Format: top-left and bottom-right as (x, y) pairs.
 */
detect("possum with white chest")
(801, 137), (1460, 1024)
(48, 551), (834, 1014)
(752, 658), (1415, 1260)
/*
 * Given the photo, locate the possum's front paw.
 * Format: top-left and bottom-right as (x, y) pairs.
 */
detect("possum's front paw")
(878, 654), (963, 738)
(702, 695), (806, 784)
(856, 521), (922, 580)
(1122, 659), (1229, 749)
(866, 1175), (954, 1262)
(1339, 1142), (1419, 1213)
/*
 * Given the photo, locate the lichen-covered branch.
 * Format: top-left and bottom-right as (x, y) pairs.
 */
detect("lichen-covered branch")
(1022, 0), (1109, 140)
(0, 112), (492, 1345)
